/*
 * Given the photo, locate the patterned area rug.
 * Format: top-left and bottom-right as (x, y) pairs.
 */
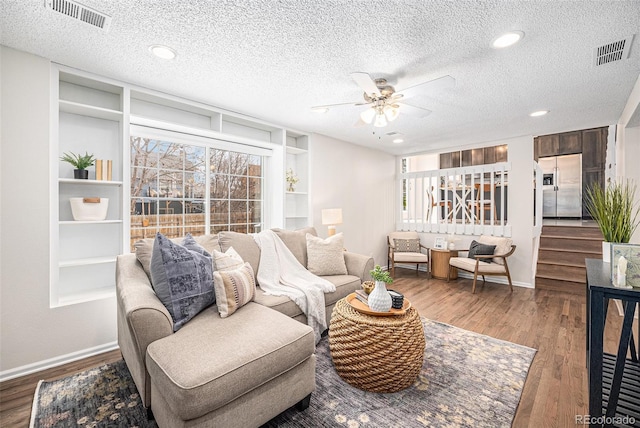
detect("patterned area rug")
(31, 319), (535, 428)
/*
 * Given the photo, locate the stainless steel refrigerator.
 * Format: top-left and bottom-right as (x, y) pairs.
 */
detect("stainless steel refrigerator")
(539, 154), (582, 217)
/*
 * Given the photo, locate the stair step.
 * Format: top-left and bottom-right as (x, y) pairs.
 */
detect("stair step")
(535, 276), (584, 294)
(538, 250), (595, 267)
(541, 225), (603, 239)
(540, 236), (603, 253)
(536, 264), (586, 283)
(537, 259), (584, 268)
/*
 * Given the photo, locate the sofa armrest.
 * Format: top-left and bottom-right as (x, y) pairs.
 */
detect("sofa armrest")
(343, 251), (374, 282)
(116, 253), (173, 407)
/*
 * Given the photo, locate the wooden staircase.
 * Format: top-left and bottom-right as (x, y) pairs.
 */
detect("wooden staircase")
(536, 225), (603, 294)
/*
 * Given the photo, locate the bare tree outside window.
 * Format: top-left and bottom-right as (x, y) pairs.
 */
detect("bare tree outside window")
(130, 136), (262, 249)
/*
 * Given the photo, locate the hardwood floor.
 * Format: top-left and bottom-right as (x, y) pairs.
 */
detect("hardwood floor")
(0, 269), (633, 427)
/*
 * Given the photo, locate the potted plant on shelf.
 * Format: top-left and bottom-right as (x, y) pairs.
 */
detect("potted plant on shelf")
(286, 168), (299, 192)
(368, 265), (393, 312)
(585, 180), (640, 262)
(60, 151), (95, 179)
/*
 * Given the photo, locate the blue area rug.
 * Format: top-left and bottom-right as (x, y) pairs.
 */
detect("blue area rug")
(31, 319), (535, 427)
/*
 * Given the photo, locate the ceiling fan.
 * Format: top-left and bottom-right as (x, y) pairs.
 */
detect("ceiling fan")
(311, 72), (455, 128)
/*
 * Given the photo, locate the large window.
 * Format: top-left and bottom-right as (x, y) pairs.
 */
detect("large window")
(130, 134), (263, 249)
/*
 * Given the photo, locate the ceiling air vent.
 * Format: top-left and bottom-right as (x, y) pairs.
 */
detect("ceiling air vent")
(45, 0), (111, 32)
(593, 36), (634, 66)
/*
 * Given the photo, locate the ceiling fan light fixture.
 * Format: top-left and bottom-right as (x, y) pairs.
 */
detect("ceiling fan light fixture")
(492, 31), (524, 49)
(384, 105), (400, 122)
(393, 138), (404, 144)
(373, 113), (388, 128)
(360, 107), (377, 124)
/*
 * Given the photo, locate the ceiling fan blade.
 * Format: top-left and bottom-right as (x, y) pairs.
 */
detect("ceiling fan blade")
(350, 72), (381, 97)
(311, 101), (359, 109)
(399, 103), (432, 118)
(399, 75), (456, 97)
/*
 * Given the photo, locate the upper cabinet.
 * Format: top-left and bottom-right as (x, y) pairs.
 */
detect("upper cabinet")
(534, 130), (583, 160)
(440, 144), (507, 168)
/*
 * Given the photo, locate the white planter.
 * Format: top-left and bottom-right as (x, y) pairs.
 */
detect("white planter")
(368, 280), (393, 312)
(602, 241), (611, 263)
(70, 197), (109, 221)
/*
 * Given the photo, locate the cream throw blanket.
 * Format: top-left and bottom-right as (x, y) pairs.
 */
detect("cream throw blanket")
(253, 230), (336, 343)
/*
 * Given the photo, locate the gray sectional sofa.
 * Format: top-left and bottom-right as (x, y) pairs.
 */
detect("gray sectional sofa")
(116, 227), (374, 428)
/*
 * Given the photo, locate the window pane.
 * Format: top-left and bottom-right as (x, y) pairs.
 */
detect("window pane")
(210, 200), (229, 224)
(230, 176), (247, 199)
(184, 146), (205, 173)
(158, 142), (184, 170)
(249, 177), (261, 199)
(229, 152), (248, 176)
(210, 174), (229, 199)
(131, 137), (159, 168)
(210, 150), (229, 174)
(211, 224), (229, 234)
(249, 200), (261, 223)
(230, 201), (248, 223)
(230, 224), (248, 233)
(248, 155), (262, 177)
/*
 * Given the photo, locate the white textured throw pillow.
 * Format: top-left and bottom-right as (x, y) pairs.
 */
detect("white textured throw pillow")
(306, 233), (348, 276)
(212, 247), (244, 271)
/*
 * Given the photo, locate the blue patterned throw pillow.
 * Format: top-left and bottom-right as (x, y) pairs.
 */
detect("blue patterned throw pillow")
(150, 233), (215, 331)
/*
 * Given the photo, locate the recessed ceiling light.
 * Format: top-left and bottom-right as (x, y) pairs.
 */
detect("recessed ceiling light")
(393, 138), (404, 144)
(529, 110), (549, 117)
(492, 31), (524, 49)
(311, 107), (329, 114)
(149, 44), (176, 60)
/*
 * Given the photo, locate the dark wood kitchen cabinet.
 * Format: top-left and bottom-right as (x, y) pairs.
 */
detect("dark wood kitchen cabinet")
(582, 127), (608, 217)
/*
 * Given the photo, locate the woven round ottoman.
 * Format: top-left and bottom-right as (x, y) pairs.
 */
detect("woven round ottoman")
(328, 298), (425, 393)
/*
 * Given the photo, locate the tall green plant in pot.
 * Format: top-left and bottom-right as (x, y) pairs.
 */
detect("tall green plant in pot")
(585, 180), (640, 262)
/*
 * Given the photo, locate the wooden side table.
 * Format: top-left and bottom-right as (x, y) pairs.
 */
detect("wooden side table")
(430, 248), (459, 280)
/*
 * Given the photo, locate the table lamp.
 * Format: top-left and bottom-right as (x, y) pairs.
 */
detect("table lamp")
(322, 208), (343, 236)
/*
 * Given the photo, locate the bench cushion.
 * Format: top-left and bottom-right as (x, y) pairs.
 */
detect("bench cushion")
(146, 302), (315, 421)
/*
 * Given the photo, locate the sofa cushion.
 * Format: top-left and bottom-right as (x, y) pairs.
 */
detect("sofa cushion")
(213, 262), (256, 318)
(467, 240), (496, 260)
(212, 247), (244, 271)
(149, 233), (215, 332)
(218, 231), (261, 276)
(306, 233), (348, 276)
(146, 302), (315, 421)
(254, 274), (360, 319)
(135, 234), (219, 279)
(477, 235), (513, 265)
(272, 227), (317, 266)
(393, 238), (420, 253)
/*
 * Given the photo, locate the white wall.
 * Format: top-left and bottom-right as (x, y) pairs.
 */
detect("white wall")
(310, 134), (396, 266)
(616, 73), (640, 244)
(1, 47), (117, 378)
(406, 135), (536, 287)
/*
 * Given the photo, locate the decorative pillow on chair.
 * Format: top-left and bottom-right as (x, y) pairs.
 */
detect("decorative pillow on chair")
(467, 240), (496, 261)
(393, 238), (421, 253)
(306, 233), (348, 276)
(213, 262), (256, 318)
(149, 233), (215, 332)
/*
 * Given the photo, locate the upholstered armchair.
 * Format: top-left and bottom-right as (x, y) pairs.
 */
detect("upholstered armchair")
(387, 231), (430, 277)
(448, 235), (515, 293)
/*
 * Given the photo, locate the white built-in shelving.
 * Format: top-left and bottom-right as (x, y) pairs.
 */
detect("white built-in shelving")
(285, 132), (311, 230)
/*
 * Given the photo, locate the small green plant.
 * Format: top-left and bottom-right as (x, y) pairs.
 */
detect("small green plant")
(586, 180), (639, 243)
(286, 168), (299, 185)
(60, 151), (95, 170)
(370, 265), (393, 284)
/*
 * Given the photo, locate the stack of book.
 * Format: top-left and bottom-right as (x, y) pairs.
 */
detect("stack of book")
(355, 289), (405, 309)
(95, 159), (113, 181)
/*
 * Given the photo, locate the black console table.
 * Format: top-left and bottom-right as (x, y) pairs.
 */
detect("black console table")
(586, 259), (640, 427)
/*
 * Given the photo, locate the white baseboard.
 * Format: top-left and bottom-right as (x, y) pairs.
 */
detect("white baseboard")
(0, 341), (119, 382)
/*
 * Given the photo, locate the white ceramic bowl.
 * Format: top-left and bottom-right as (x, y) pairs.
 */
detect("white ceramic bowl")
(69, 197), (109, 221)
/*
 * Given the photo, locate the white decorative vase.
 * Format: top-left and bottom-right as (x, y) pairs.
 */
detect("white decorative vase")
(368, 280), (393, 312)
(602, 241), (611, 263)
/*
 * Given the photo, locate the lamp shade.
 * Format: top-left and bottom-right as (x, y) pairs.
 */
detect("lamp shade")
(360, 108), (376, 124)
(373, 113), (387, 128)
(322, 208), (343, 225)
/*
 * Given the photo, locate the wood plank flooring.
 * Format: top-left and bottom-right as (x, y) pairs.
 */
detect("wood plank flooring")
(0, 268), (634, 427)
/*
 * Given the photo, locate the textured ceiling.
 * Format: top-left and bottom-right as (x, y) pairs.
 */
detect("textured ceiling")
(1, 0), (639, 155)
